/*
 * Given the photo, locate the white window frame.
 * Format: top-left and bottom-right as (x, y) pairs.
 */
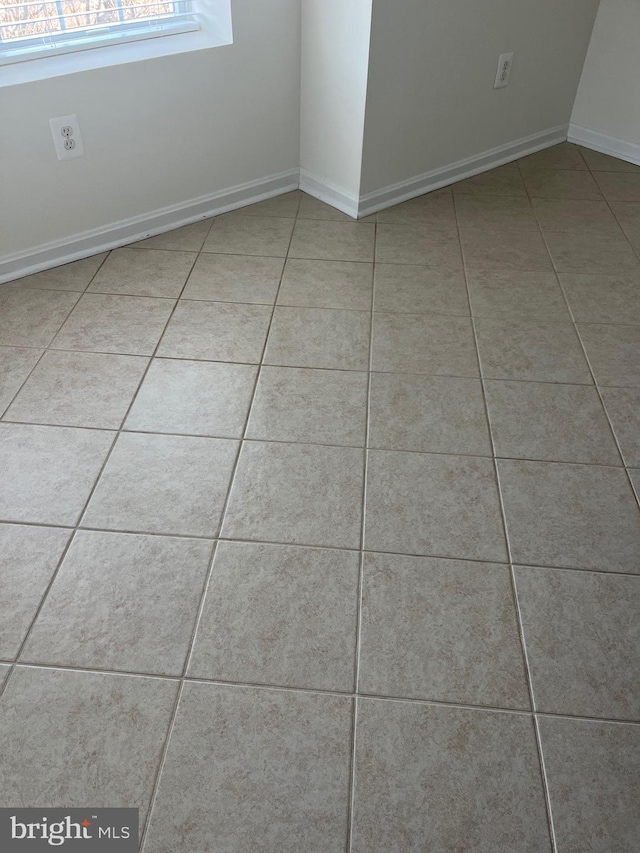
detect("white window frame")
(0, 0), (232, 87)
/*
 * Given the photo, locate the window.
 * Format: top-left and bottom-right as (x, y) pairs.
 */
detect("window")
(0, 0), (199, 65)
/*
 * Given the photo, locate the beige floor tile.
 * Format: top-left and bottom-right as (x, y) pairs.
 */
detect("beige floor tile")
(0, 524), (71, 659)
(523, 169), (603, 199)
(539, 717), (640, 853)
(371, 313), (479, 377)
(351, 701), (550, 853)
(0, 347), (42, 416)
(297, 193), (355, 221)
(376, 224), (462, 268)
(455, 194), (537, 229)
(0, 666), (177, 819)
(498, 460), (640, 572)
(544, 231), (640, 275)
(278, 258), (373, 310)
(359, 553), (529, 708)
(52, 293), (174, 356)
(7, 253), (108, 291)
(369, 372), (490, 455)
(246, 366), (367, 446)
(467, 270), (569, 321)
(0, 289), (80, 348)
(125, 358), (257, 437)
(264, 306), (370, 370)
(609, 200), (640, 246)
(157, 300), (271, 363)
(87, 247), (196, 298)
(485, 380), (621, 464)
(203, 215), (294, 256)
(453, 163), (527, 197)
(22, 531), (211, 676)
(289, 220), (375, 262)
(222, 441), (364, 549)
(133, 219), (213, 251)
(532, 197), (622, 233)
(365, 450), (507, 562)
(374, 264), (469, 315)
(0, 424), (114, 526)
(580, 148), (640, 173)
(515, 566), (640, 719)
(560, 273), (640, 324)
(188, 541), (359, 691)
(460, 227), (553, 271)
(629, 468), (640, 497)
(593, 171), (640, 201)
(518, 143), (587, 173)
(5, 350), (148, 429)
(233, 191), (301, 218)
(601, 387), (640, 467)
(376, 188), (456, 225)
(82, 432), (238, 537)
(182, 254), (284, 304)
(143, 684), (352, 853)
(475, 318), (591, 383)
(578, 323), (640, 387)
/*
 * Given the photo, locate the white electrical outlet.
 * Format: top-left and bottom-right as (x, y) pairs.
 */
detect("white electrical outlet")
(494, 52), (514, 89)
(49, 114), (85, 161)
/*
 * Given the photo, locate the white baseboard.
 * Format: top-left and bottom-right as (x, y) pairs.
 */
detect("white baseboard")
(567, 123), (640, 167)
(0, 169), (300, 284)
(299, 169), (360, 219)
(357, 124), (569, 218)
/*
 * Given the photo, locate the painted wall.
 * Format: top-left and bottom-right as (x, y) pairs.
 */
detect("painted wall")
(299, 0), (372, 202)
(360, 0), (600, 195)
(0, 0), (301, 257)
(571, 0), (640, 145)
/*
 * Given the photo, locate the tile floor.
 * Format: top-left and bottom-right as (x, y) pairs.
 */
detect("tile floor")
(1, 142), (640, 852)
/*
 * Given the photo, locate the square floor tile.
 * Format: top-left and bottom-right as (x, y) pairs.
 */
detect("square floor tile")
(0, 666), (9, 688)
(532, 198), (622, 233)
(289, 220), (375, 262)
(246, 366), (367, 446)
(22, 531), (212, 676)
(297, 193), (355, 221)
(0, 524), (71, 660)
(188, 541), (359, 691)
(369, 373), (491, 455)
(203, 215), (294, 257)
(5, 350), (148, 429)
(0, 347), (42, 416)
(538, 717), (640, 853)
(593, 171), (640, 201)
(454, 194), (537, 229)
(222, 441), (364, 549)
(133, 219), (213, 251)
(351, 700), (551, 853)
(0, 424), (113, 526)
(278, 259), (373, 310)
(143, 683), (352, 853)
(157, 300), (271, 363)
(0, 667), (177, 818)
(498, 460), (640, 572)
(467, 270), (569, 321)
(518, 143), (587, 173)
(460, 228), (553, 271)
(8, 253), (108, 291)
(601, 387), (640, 467)
(581, 149), (640, 173)
(578, 323), (640, 387)
(0, 289), (80, 347)
(125, 358), (257, 437)
(375, 225), (463, 268)
(371, 313), (478, 377)
(376, 188), (456, 225)
(453, 163), (527, 196)
(234, 191), (301, 218)
(475, 319), (592, 383)
(544, 231), (640, 275)
(359, 553), (529, 708)
(515, 566), (640, 720)
(264, 306), (370, 370)
(610, 201), (640, 246)
(181, 253), (284, 304)
(365, 450), (507, 562)
(82, 432), (238, 537)
(87, 247), (196, 298)
(52, 293), (175, 356)
(485, 380), (620, 464)
(373, 265), (469, 316)
(560, 273), (640, 325)
(523, 169), (603, 199)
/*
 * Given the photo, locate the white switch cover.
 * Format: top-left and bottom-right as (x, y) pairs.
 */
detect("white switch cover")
(494, 52), (514, 89)
(49, 114), (85, 160)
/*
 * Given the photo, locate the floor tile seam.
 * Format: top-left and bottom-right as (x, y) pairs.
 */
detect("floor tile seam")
(595, 176), (640, 266)
(0, 348), (51, 421)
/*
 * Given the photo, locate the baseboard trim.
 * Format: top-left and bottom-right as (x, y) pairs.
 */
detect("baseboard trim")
(0, 169), (300, 284)
(299, 169), (360, 219)
(357, 124), (569, 218)
(567, 123), (640, 167)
